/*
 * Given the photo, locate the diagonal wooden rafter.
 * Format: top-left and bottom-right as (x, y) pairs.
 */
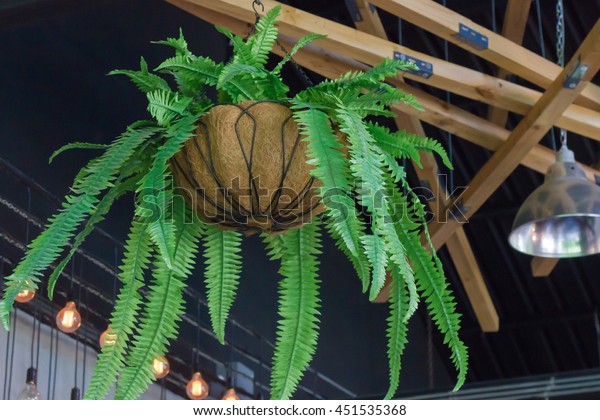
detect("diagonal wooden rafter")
(429, 18), (600, 253)
(369, 0), (600, 112)
(180, 0), (600, 144)
(487, 0), (532, 127)
(351, 0), (498, 332)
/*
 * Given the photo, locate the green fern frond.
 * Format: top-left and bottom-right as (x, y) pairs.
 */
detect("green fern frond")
(217, 63), (261, 89)
(136, 115), (199, 269)
(262, 232), (286, 261)
(47, 174), (141, 299)
(273, 33), (326, 75)
(203, 224), (243, 344)
(0, 125), (159, 330)
(49, 142), (109, 164)
(386, 174), (468, 391)
(109, 57), (171, 94)
(292, 108), (370, 291)
(384, 263), (409, 400)
(155, 55), (223, 96)
(116, 200), (203, 400)
(362, 234), (388, 301)
(369, 122), (453, 170)
(84, 217), (153, 400)
(146, 90), (192, 127)
(271, 221), (322, 400)
(215, 26), (256, 66)
(249, 5), (281, 66)
(153, 29), (194, 58)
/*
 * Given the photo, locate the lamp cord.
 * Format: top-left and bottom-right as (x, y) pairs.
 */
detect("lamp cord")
(442, 0), (454, 194)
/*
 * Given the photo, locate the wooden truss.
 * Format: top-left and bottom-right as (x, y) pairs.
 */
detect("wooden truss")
(167, 0), (600, 333)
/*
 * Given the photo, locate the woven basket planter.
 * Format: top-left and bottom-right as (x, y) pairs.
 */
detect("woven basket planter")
(171, 101), (324, 234)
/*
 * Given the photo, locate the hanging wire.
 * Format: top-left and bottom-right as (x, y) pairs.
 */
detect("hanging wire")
(47, 318), (54, 399)
(51, 324), (59, 399)
(73, 259), (82, 396)
(82, 287), (88, 395)
(6, 307), (18, 399)
(491, 0), (497, 33)
(34, 286), (42, 371)
(427, 315), (434, 389)
(442, 0), (454, 194)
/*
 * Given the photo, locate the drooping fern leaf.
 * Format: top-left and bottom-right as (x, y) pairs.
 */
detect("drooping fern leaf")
(84, 216), (153, 400)
(385, 172), (468, 390)
(116, 199), (203, 400)
(270, 221), (322, 400)
(273, 33), (326, 75)
(384, 262), (410, 400)
(292, 108), (370, 291)
(0, 125), (159, 330)
(49, 142), (110, 164)
(203, 224), (243, 345)
(47, 174), (141, 299)
(136, 115), (200, 270)
(362, 234), (388, 301)
(368, 122), (453, 170)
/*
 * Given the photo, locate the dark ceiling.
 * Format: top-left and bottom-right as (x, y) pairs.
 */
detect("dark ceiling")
(1, 0), (600, 400)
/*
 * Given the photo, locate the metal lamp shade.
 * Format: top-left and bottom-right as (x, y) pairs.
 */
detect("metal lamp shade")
(509, 147), (600, 258)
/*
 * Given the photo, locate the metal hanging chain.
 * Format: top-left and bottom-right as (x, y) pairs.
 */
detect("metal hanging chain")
(556, 0), (568, 148)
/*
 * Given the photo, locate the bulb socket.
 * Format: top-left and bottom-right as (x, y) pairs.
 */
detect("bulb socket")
(71, 386), (81, 400)
(26, 367), (37, 384)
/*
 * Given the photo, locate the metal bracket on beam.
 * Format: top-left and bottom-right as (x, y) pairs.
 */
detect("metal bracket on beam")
(453, 23), (489, 51)
(394, 52), (433, 79)
(564, 59), (589, 89)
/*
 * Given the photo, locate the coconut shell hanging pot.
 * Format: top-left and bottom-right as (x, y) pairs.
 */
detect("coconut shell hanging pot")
(171, 101), (323, 235)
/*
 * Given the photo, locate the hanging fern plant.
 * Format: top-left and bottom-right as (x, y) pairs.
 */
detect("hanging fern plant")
(0, 6), (467, 399)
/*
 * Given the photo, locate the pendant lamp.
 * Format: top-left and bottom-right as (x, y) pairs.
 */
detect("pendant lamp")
(509, 145), (600, 257)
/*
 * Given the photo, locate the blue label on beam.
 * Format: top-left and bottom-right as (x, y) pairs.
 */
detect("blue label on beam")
(453, 23), (489, 51)
(394, 52), (433, 79)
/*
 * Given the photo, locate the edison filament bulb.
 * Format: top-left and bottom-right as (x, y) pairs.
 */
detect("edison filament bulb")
(186, 372), (209, 400)
(56, 301), (82, 333)
(152, 356), (170, 379)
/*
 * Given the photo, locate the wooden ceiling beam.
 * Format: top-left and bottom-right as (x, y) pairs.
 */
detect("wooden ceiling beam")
(488, 0), (532, 127)
(352, 0), (498, 332)
(369, 0), (600, 112)
(429, 18), (600, 251)
(180, 0), (600, 143)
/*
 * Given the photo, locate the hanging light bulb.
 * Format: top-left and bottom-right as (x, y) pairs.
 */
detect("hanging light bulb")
(17, 367), (42, 400)
(186, 372), (209, 400)
(151, 356), (170, 379)
(14, 279), (35, 303)
(509, 145), (600, 258)
(56, 301), (81, 333)
(99, 327), (116, 349)
(221, 388), (240, 401)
